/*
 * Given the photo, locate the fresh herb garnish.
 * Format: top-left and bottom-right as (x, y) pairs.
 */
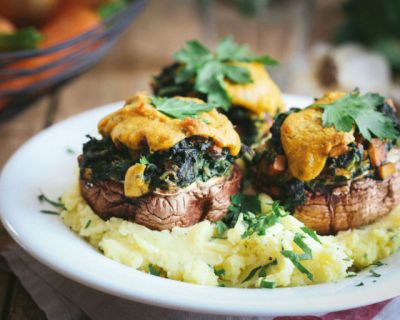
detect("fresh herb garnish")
(281, 233), (314, 281)
(66, 147), (75, 155)
(242, 259), (277, 283)
(38, 192), (65, 216)
(369, 269), (381, 278)
(171, 36), (278, 110)
(139, 156), (149, 165)
(356, 282), (364, 287)
(260, 280), (276, 289)
(214, 220), (228, 239)
(40, 210), (60, 215)
(84, 220), (92, 229)
(372, 261), (385, 267)
(150, 96), (217, 119)
(300, 226), (321, 244)
(214, 268), (226, 277)
(148, 264), (160, 276)
(318, 89), (400, 141)
(223, 193), (261, 227)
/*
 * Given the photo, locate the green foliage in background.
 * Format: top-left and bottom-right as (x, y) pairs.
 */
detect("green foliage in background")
(335, 0), (400, 72)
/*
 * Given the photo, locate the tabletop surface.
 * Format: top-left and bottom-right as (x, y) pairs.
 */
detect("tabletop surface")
(0, 0), (340, 318)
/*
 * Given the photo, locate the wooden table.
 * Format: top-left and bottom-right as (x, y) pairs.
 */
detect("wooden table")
(0, 1), (341, 318)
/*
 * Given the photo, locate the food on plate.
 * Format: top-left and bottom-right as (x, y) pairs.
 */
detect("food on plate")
(62, 187), (352, 287)
(152, 37), (284, 146)
(254, 90), (400, 234)
(78, 93), (243, 231)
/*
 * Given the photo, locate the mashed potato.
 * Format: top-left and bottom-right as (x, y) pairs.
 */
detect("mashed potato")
(62, 182), (363, 288)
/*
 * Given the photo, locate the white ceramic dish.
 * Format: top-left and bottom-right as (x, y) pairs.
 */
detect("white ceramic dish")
(1, 94), (400, 317)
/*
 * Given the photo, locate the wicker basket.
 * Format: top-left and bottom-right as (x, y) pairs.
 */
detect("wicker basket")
(0, 0), (147, 121)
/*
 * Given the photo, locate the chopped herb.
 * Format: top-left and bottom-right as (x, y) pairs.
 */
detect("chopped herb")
(139, 156), (149, 165)
(356, 282), (364, 287)
(218, 283), (226, 287)
(66, 147), (75, 154)
(242, 259), (277, 283)
(281, 250), (314, 281)
(214, 268), (226, 277)
(150, 96), (217, 119)
(40, 210), (60, 215)
(38, 192), (65, 210)
(214, 221), (228, 238)
(281, 234), (314, 281)
(84, 220), (92, 229)
(318, 89), (400, 141)
(223, 193), (261, 228)
(372, 261), (385, 267)
(260, 280), (276, 289)
(346, 272), (357, 278)
(301, 226), (321, 244)
(369, 269), (381, 278)
(293, 234), (312, 260)
(148, 264), (160, 277)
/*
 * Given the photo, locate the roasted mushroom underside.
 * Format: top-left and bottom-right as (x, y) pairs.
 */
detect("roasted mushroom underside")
(80, 165), (242, 231)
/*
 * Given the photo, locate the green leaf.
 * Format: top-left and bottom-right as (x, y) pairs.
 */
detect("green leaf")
(148, 264), (160, 276)
(214, 220), (228, 238)
(139, 156), (149, 165)
(301, 226), (321, 244)
(84, 220), (92, 229)
(242, 259), (277, 283)
(260, 280), (276, 289)
(281, 250), (314, 281)
(293, 234), (312, 260)
(250, 54), (279, 65)
(319, 90), (400, 141)
(173, 40), (212, 70)
(223, 65), (253, 84)
(216, 36), (251, 61)
(150, 96), (216, 119)
(214, 268), (226, 276)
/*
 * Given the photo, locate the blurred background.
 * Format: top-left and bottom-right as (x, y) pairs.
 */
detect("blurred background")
(2, 0), (400, 317)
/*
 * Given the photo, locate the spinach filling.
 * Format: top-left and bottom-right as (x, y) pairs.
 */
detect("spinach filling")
(79, 135), (236, 191)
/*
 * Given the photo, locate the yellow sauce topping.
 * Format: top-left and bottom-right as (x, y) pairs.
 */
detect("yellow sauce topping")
(124, 164), (149, 197)
(280, 91), (354, 181)
(224, 62), (284, 116)
(98, 93), (241, 156)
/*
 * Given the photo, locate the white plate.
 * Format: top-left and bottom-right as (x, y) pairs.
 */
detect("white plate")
(1, 94), (400, 317)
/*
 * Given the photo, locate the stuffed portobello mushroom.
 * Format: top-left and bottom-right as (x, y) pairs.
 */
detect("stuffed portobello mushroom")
(254, 90), (400, 235)
(152, 37), (284, 146)
(78, 93), (243, 231)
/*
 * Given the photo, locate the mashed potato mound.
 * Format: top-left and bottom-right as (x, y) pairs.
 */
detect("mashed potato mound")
(62, 183), (361, 288)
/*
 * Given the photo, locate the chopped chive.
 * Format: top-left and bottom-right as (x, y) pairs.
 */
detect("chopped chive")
(260, 280), (276, 289)
(38, 192), (65, 210)
(214, 268), (225, 277)
(301, 226), (321, 244)
(84, 220), (92, 229)
(369, 269), (381, 278)
(66, 147), (75, 154)
(356, 282), (364, 287)
(148, 264), (160, 276)
(40, 210), (60, 215)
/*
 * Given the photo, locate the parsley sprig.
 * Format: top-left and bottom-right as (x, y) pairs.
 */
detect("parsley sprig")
(150, 96), (217, 119)
(318, 89), (400, 141)
(172, 36), (278, 110)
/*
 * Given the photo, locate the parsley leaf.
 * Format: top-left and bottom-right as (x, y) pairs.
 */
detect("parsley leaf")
(172, 36), (278, 111)
(150, 96), (217, 119)
(318, 90), (400, 141)
(214, 268), (226, 277)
